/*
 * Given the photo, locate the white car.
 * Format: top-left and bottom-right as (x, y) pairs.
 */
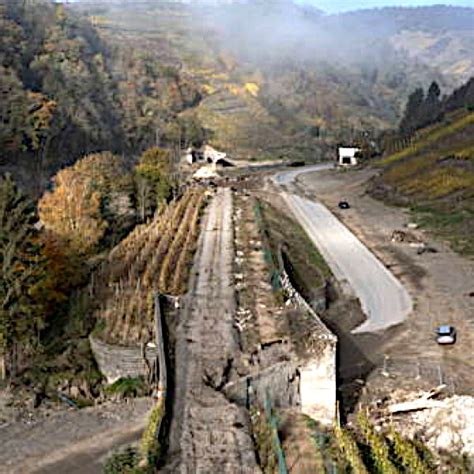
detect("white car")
(436, 325), (456, 345)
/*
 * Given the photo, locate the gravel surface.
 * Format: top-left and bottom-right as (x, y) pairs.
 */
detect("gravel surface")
(163, 188), (259, 473)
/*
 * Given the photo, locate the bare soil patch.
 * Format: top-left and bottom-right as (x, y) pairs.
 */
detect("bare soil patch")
(234, 191), (288, 349)
(297, 168), (474, 397)
(0, 397), (152, 474)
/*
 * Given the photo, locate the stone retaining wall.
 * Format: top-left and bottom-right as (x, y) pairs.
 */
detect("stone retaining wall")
(279, 265), (336, 343)
(224, 362), (299, 409)
(90, 336), (158, 385)
(280, 249), (328, 313)
(90, 294), (179, 385)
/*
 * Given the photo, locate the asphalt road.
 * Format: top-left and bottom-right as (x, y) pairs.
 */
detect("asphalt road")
(273, 164), (413, 333)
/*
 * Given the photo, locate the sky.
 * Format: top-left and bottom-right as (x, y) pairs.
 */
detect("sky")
(296, 0), (474, 13)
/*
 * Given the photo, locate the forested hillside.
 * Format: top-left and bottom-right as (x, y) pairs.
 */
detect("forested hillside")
(0, 1), (204, 192)
(68, 1), (474, 161)
(2, 1), (473, 179)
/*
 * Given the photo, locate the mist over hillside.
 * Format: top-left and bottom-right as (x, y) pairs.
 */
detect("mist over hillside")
(70, 1), (473, 159)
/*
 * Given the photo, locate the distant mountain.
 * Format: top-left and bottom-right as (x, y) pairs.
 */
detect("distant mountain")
(75, 2), (473, 159)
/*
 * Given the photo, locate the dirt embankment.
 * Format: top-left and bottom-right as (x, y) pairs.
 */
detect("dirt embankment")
(297, 168), (474, 397)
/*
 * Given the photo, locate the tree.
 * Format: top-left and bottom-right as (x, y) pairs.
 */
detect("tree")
(135, 147), (174, 220)
(445, 77), (474, 112)
(399, 87), (424, 135)
(423, 81), (443, 126)
(39, 166), (107, 254)
(0, 174), (45, 379)
(38, 152), (134, 253)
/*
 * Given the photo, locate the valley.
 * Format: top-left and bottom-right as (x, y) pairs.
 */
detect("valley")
(1, 1), (474, 473)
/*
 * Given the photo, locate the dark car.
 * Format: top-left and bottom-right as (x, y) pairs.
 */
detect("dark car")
(288, 161), (306, 167)
(435, 325), (456, 345)
(338, 201), (350, 209)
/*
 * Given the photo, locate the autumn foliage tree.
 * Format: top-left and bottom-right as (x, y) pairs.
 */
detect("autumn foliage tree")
(39, 152), (132, 254)
(39, 167), (106, 254)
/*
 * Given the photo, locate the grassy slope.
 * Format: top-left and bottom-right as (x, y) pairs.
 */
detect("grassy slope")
(260, 200), (332, 288)
(372, 111), (474, 255)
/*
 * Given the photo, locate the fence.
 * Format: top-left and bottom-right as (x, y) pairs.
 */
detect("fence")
(140, 293), (169, 467)
(372, 356), (458, 394)
(264, 394), (289, 474)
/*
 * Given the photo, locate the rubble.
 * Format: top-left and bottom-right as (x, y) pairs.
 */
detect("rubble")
(379, 389), (474, 461)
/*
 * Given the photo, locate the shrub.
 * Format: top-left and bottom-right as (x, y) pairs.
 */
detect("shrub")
(103, 446), (141, 474)
(105, 377), (148, 399)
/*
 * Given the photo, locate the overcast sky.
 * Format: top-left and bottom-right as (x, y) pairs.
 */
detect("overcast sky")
(296, 0), (474, 13)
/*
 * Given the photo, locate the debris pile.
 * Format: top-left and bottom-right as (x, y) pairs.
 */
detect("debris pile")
(376, 388), (474, 461)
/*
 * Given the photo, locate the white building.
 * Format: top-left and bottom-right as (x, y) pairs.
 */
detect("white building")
(184, 145), (228, 165)
(338, 147), (360, 166)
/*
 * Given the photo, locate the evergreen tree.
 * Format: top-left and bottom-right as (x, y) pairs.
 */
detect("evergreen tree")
(422, 81), (443, 126)
(0, 174), (45, 379)
(399, 87), (424, 135)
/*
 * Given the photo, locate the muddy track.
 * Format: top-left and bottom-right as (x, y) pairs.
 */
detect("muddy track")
(163, 188), (259, 473)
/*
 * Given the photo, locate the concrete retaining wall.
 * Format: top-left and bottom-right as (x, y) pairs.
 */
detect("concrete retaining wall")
(279, 250), (338, 425)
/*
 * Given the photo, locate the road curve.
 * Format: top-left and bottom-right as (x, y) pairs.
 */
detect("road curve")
(273, 164), (413, 333)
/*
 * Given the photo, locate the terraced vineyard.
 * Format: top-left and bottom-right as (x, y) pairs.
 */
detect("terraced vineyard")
(92, 188), (207, 345)
(371, 110), (474, 255)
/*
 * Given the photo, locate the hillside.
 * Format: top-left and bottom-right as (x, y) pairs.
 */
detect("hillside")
(2, 1), (473, 176)
(370, 110), (474, 254)
(72, 1), (474, 161)
(0, 1), (204, 193)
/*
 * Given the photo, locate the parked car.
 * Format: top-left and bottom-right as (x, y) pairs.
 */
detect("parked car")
(338, 201), (350, 209)
(435, 325), (456, 345)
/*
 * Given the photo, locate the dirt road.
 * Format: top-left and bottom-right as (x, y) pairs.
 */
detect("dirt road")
(0, 398), (152, 474)
(274, 165), (413, 333)
(163, 188), (259, 473)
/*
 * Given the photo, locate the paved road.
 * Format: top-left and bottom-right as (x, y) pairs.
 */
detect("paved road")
(273, 164), (413, 333)
(163, 188), (259, 473)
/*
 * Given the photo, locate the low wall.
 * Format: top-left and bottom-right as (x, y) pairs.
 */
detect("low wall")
(90, 294), (179, 386)
(279, 250), (338, 425)
(224, 362), (299, 409)
(90, 336), (158, 385)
